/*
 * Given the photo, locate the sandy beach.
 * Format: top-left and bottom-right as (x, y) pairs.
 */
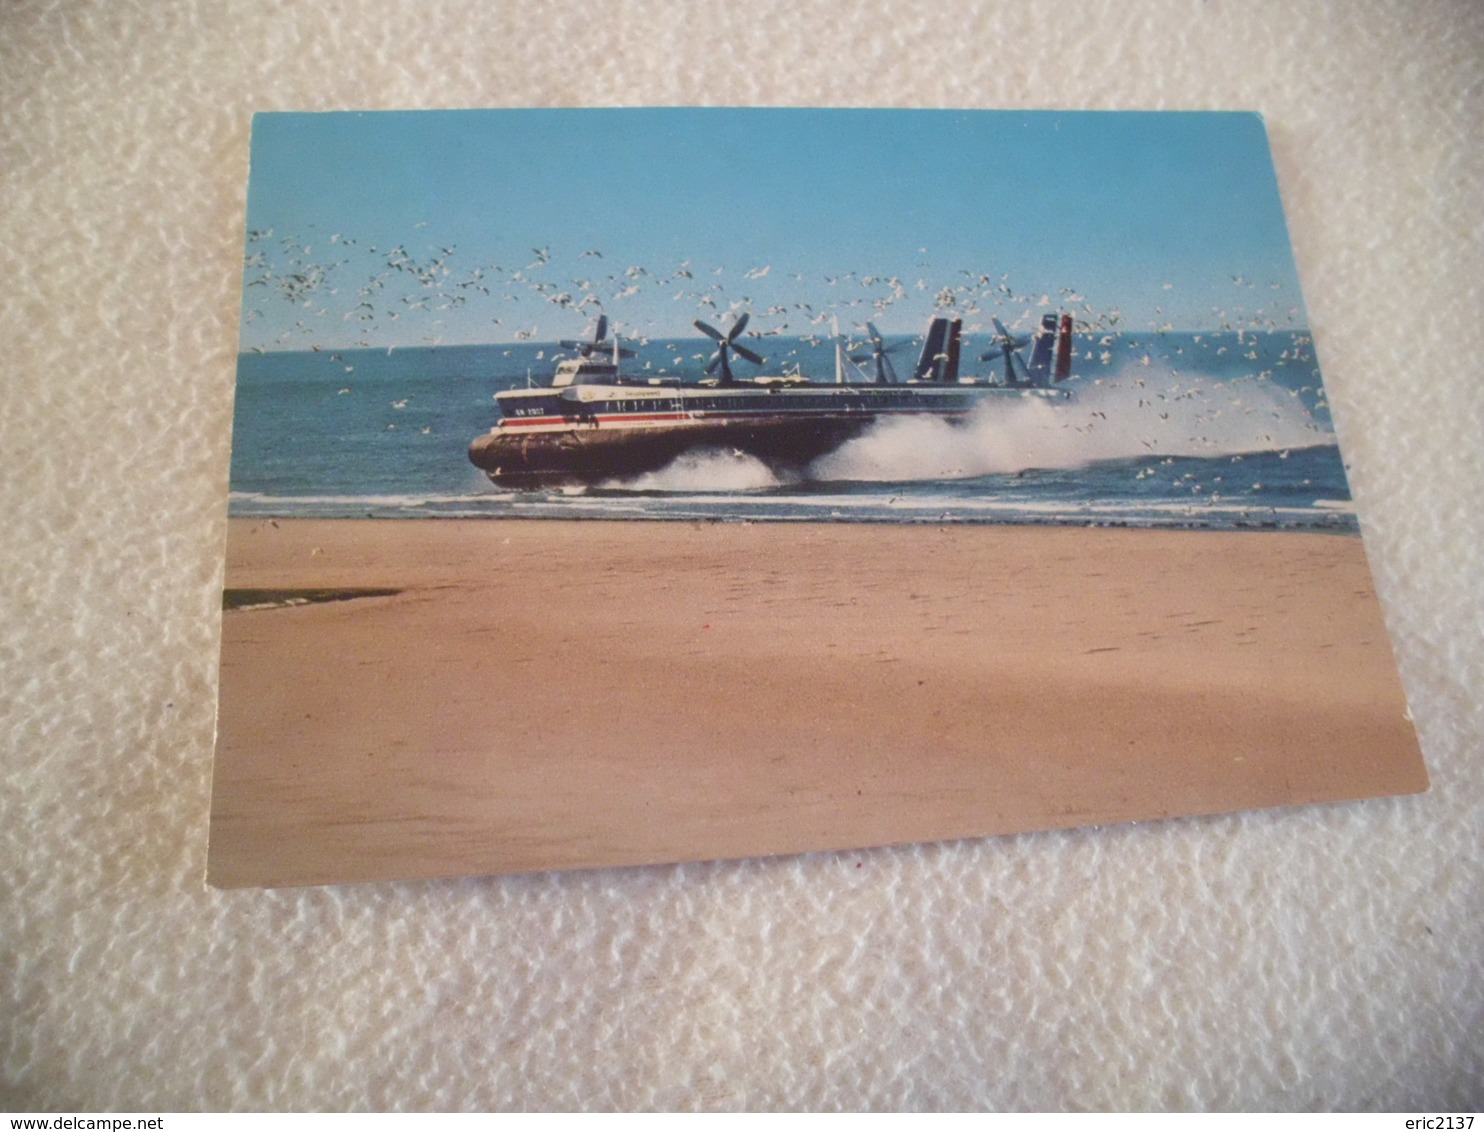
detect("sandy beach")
(208, 519), (1425, 888)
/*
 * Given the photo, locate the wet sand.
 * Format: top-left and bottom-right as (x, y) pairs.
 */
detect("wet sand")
(208, 519), (1426, 888)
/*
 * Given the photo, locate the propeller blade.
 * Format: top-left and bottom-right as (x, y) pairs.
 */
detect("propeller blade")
(983, 315), (1031, 360)
(593, 315), (608, 343)
(728, 312), (750, 341)
(991, 320), (1028, 343)
(558, 340), (587, 350)
(694, 319), (726, 343)
(865, 323), (905, 355)
(705, 352), (722, 375)
(733, 343), (765, 367)
(615, 347), (637, 359)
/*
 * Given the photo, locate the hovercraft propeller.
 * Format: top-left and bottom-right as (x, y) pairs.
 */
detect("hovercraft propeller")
(848, 321), (904, 384)
(694, 313), (765, 384)
(979, 317), (1034, 385)
(560, 315), (636, 359)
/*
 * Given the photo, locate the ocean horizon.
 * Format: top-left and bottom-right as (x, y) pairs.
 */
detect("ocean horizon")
(228, 328), (1356, 532)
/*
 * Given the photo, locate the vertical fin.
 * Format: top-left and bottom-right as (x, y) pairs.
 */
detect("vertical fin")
(1054, 314), (1073, 382)
(1027, 314), (1058, 386)
(914, 318), (948, 382)
(943, 319), (963, 383)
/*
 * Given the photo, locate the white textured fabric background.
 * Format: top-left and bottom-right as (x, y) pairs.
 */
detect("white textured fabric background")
(3, 0), (1481, 1111)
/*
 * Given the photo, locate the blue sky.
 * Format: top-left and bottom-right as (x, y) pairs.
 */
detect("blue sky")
(240, 109), (1309, 351)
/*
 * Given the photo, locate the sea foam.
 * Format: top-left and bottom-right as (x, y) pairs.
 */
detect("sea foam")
(811, 361), (1332, 484)
(605, 449), (789, 493)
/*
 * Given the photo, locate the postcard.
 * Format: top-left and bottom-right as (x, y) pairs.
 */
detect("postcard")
(209, 109), (1426, 888)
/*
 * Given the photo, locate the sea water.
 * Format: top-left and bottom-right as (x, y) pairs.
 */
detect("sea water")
(228, 330), (1356, 532)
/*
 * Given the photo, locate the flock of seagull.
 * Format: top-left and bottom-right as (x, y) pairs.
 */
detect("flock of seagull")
(240, 227), (1308, 367)
(240, 227), (1332, 504)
